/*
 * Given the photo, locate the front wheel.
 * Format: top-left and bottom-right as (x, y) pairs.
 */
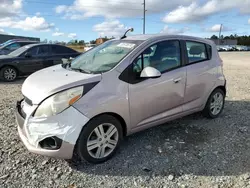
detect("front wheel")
(203, 88), (225, 118)
(0, 66), (18, 82)
(75, 115), (123, 164)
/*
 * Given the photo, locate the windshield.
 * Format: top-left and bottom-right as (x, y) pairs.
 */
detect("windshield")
(70, 40), (142, 74)
(8, 45), (32, 56)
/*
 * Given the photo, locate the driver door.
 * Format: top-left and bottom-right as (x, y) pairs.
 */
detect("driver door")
(128, 40), (186, 129)
(19, 46), (45, 74)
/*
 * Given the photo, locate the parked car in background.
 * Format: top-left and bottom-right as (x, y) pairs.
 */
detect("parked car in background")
(0, 44), (80, 81)
(216, 45), (249, 52)
(15, 34), (226, 163)
(0, 41), (38, 55)
(85, 44), (96, 51)
(0, 39), (31, 47)
(216, 46), (222, 51)
(235, 45), (248, 51)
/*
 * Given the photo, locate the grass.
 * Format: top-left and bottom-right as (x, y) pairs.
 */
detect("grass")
(67, 45), (85, 52)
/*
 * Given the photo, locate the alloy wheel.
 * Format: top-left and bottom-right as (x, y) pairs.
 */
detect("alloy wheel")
(4, 68), (17, 81)
(210, 92), (224, 115)
(87, 123), (119, 159)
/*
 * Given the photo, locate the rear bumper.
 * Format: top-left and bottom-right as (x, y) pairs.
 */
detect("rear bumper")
(15, 100), (76, 159)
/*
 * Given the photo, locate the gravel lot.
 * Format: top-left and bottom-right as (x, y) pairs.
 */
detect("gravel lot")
(0, 52), (250, 188)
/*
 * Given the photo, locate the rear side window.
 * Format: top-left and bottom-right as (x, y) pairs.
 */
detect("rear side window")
(51, 45), (76, 54)
(28, 47), (39, 56)
(186, 41), (208, 64)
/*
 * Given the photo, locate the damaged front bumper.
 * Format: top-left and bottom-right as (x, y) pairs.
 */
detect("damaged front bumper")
(15, 99), (89, 159)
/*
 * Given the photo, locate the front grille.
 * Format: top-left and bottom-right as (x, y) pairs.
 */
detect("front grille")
(24, 96), (32, 106)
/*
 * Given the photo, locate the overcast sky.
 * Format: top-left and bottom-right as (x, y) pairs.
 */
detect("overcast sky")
(0, 0), (250, 42)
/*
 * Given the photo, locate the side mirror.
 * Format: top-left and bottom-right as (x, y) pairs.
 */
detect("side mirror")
(24, 52), (31, 58)
(140, 66), (161, 78)
(62, 57), (74, 64)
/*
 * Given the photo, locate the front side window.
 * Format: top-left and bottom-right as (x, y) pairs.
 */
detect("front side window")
(27, 47), (39, 56)
(70, 40), (142, 74)
(133, 40), (181, 74)
(26, 46), (49, 56)
(38, 46), (49, 56)
(186, 41), (208, 64)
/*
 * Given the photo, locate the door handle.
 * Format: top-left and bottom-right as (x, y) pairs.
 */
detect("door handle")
(173, 77), (182, 83)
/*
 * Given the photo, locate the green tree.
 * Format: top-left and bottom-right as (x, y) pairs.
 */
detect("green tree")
(229, 34), (235, 39)
(218, 34), (250, 45)
(78, 40), (85, 45)
(210, 35), (218, 39)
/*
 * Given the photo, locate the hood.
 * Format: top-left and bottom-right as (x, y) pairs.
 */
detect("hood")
(22, 65), (102, 104)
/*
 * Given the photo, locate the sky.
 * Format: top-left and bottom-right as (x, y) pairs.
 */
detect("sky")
(0, 0), (250, 42)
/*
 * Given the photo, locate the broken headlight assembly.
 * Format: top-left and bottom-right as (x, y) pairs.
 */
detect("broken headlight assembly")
(34, 86), (84, 117)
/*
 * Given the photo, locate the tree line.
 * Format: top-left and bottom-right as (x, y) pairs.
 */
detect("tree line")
(210, 34), (250, 45)
(42, 36), (114, 46)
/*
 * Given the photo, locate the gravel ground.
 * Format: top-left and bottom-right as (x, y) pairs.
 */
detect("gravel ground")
(0, 52), (250, 188)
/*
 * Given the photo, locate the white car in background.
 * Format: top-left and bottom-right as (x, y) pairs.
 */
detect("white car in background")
(235, 45), (248, 51)
(85, 44), (96, 51)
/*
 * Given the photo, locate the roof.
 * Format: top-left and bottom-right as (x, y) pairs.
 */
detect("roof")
(123, 34), (213, 45)
(10, 41), (38, 44)
(24, 43), (64, 48)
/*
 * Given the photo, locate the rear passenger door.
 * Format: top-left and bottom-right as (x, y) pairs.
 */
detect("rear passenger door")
(183, 41), (215, 111)
(18, 46), (45, 73)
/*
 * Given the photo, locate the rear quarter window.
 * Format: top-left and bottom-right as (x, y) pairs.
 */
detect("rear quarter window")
(51, 45), (77, 54)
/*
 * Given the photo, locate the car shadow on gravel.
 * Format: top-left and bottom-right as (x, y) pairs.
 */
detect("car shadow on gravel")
(0, 77), (25, 85)
(67, 100), (250, 177)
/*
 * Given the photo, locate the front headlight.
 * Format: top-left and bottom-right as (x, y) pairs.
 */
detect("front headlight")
(34, 86), (84, 117)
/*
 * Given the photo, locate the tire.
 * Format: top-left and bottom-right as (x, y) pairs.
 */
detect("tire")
(75, 115), (123, 164)
(0, 66), (18, 82)
(203, 88), (225, 119)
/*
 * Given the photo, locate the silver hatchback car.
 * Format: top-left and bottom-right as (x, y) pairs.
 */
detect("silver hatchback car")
(16, 34), (226, 163)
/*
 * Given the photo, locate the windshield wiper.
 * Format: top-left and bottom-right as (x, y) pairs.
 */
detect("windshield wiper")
(62, 57), (75, 68)
(70, 68), (93, 74)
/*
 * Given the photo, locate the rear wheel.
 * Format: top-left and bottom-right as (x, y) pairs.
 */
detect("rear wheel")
(75, 115), (123, 164)
(203, 88), (225, 118)
(0, 66), (18, 82)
